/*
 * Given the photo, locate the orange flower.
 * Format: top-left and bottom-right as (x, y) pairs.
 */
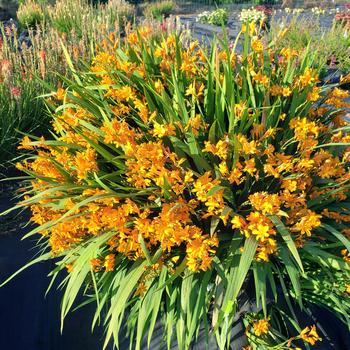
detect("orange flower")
(56, 87), (65, 100)
(74, 148), (99, 181)
(251, 38), (264, 52)
(104, 254), (116, 272)
(300, 325), (321, 345)
(18, 136), (33, 150)
(253, 319), (269, 336)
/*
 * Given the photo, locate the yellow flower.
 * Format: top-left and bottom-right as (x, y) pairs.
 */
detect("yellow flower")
(282, 86), (292, 97)
(185, 82), (196, 96)
(104, 254), (116, 272)
(249, 192), (281, 215)
(307, 86), (320, 101)
(55, 87), (65, 101)
(18, 136), (33, 150)
(253, 319), (270, 336)
(253, 72), (269, 86)
(90, 258), (102, 272)
(126, 32), (138, 45)
(228, 162), (244, 185)
(251, 38), (264, 53)
(186, 234), (219, 272)
(152, 122), (176, 138)
(237, 135), (259, 155)
(341, 249), (350, 263)
(219, 161), (229, 176)
(74, 149), (99, 181)
(300, 325), (321, 346)
(105, 85), (135, 101)
(154, 79), (163, 93)
(345, 284), (350, 294)
(184, 170), (194, 183)
(234, 102), (247, 120)
(251, 123), (265, 139)
(256, 238), (277, 262)
(282, 179), (298, 192)
(242, 22), (256, 35)
(271, 85), (282, 96)
(203, 139), (228, 159)
(192, 172), (225, 217)
(245, 211), (276, 243)
(231, 215), (246, 230)
(296, 68), (318, 88)
(186, 82), (204, 98)
(292, 210), (321, 236)
(186, 115), (203, 135)
(244, 158), (257, 177)
(280, 47), (298, 60)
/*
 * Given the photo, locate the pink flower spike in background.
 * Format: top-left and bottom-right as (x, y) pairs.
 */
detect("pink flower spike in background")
(10, 86), (22, 99)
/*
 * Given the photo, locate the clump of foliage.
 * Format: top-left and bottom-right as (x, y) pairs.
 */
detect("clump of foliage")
(268, 14), (350, 74)
(0, 0), (137, 166)
(47, 0), (134, 36)
(0, 73), (45, 165)
(143, 0), (175, 20)
(16, 0), (45, 28)
(2, 22), (350, 350)
(47, 0), (86, 34)
(103, 0), (135, 28)
(197, 8), (228, 26)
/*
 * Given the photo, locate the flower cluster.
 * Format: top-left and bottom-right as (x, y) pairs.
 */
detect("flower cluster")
(239, 7), (267, 24)
(197, 8), (228, 26)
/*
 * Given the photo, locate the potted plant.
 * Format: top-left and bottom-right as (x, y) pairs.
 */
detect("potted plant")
(2, 24), (350, 349)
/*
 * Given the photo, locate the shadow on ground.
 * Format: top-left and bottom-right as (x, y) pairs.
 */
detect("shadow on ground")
(0, 175), (105, 350)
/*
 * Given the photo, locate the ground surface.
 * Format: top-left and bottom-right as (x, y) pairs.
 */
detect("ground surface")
(0, 176), (105, 350)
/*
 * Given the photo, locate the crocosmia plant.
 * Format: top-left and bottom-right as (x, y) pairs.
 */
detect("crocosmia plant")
(4, 24), (350, 349)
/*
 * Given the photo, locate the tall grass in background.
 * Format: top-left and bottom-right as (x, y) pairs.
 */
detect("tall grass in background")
(47, 0), (134, 36)
(0, 0), (135, 170)
(17, 0), (46, 29)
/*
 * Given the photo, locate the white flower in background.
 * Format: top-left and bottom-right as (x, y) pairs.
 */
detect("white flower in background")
(197, 8), (228, 26)
(239, 8), (266, 23)
(292, 8), (304, 14)
(311, 7), (326, 15)
(196, 11), (210, 23)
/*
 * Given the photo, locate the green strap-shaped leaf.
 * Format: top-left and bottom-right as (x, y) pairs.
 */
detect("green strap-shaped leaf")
(278, 245), (302, 308)
(215, 237), (257, 331)
(322, 224), (350, 252)
(270, 215), (304, 272)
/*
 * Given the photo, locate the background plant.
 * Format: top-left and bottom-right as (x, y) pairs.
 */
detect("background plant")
(0, 16), (122, 168)
(0, 0), (139, 169)
(16, 0), (45, 29)
(239, 7), (267, 24)
(268, 13), (350, 74)
(47, 0), (134, 36)
(197, 8), (228, 26)
(143, 0), (175, 20)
